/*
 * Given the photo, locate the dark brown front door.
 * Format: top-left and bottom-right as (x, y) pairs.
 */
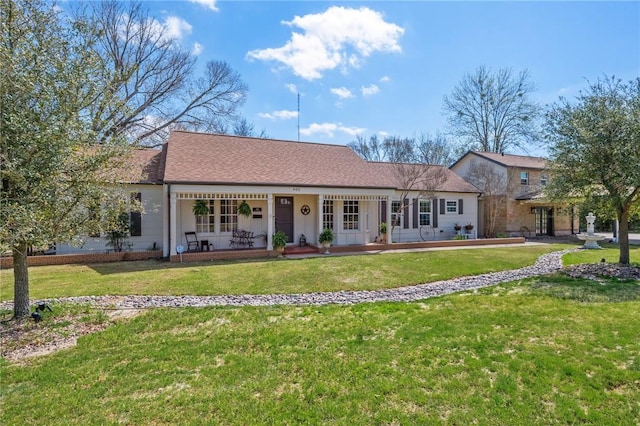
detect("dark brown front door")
(535, 207), (554, 236)
(275, 197), (294, 243)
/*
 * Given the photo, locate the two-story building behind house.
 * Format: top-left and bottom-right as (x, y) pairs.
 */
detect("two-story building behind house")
(450, 151), (578, 238)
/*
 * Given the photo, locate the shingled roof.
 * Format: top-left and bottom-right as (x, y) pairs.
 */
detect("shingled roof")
(366, 162), (481, 193)
(163, 131), (393, 189)
(161, 131), (480, 192)
(461, 151), (548, 169)
(135, 148), (165, 184)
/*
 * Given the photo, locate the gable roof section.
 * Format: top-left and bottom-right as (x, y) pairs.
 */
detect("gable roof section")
(132, 148), (165, 184)
(367, 162), (481, 193)
(450, 150), (547, 170)
(164, 131), (392, 189)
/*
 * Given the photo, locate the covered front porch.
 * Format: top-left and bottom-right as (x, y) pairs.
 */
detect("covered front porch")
(165, 185), (394, 257)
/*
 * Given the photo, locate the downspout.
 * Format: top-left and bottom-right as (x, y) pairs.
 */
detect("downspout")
(167, 183), (171, 258)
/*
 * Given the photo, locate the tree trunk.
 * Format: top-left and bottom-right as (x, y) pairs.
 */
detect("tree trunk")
(12, 242), (30, 319)
(617, 209), (630, 265)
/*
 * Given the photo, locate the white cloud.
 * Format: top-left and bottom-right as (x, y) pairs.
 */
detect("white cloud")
(361, 84), (380, 96)
(189, 0), (219, 12)
(379, 75), (390, 83)
(331, 87), (354, 99)
(300, 122), (366, 138)
(378, 131), (389, 138)
(247, 6), (404, 80)
(258, 110), (299, 120)
(285, 83), (299, 94)
(192, 42), (203, 56)
(164, 16), (193, 41)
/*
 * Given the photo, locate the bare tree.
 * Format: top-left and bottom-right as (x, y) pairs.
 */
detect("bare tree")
(348, 133), (453, 165)
(388, 162), (447, 233)
(465, 160), (508, 237)
(443, 66), (540, 153)
(347, 134), (386, 161)
(231, 116), (269, 138)
(415, 132), (455, 166)
(349, 134), (448, 235)
(81, 1), (248, 146)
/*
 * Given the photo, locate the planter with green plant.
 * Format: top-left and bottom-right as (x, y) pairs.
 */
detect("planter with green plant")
(272, 231), (287, 254)
(192, 200), (209, 216)
(319, 228), (334, 254)
(379, 222), (388, 243)
(238, 201), (252, 218)
(464, 223), (474, 232)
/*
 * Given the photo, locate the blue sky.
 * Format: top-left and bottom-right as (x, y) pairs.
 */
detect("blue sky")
(104, 1), (640, 154)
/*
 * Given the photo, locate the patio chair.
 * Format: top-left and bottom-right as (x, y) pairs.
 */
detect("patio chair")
(185, 232), (199, 252)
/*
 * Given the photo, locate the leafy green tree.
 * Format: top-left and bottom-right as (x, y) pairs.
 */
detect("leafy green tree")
(545, 76), (640, 264)
(1, 0), (132, 319)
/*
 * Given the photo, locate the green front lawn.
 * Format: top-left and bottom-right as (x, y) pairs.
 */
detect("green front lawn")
(2, 243), (639, 424)
(1, 276), (639, 424)
(563, 241), (640, 266)
(1, 244), (576, 300)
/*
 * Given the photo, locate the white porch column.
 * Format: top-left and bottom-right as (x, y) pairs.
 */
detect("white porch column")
(317, 194), (324, 242)
(267, 193), (274, 250)
(386, 196), (393, 244)
(170, 192), (177, 255)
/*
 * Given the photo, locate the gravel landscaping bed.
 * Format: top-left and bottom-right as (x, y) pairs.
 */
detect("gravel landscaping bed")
(2, 249), (577, 311)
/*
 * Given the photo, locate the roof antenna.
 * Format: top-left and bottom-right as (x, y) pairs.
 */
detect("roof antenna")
(297, 93), (300, 141)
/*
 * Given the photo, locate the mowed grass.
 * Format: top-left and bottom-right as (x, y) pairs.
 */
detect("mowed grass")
(1, 277), (639, 425)
(0, 244), (574, 300)
(563, 241), (640, 266)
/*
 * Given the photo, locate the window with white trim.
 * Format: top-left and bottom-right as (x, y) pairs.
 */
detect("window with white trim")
(343, 200), (359, 230)
(195, 200), (215, 233)
(446, 200), (458, 214)
(220, 199), (238, 233)
(391, 201), (402, 228)
(520, 171), (529, 185)
(323, 200), (334, 230)
(419, 199), (431, 226)
(541, 174), (548, 186)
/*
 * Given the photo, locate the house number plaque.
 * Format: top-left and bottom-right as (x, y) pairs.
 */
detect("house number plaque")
(300, 205), (311, 215)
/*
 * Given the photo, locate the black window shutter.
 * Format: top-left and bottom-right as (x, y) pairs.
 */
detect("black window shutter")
(412, 199), (419, 228)
(433, 198), (438, 228)
(458, 199), (464, 215)
(381, 200), (387, 223)
(403, 199), (409, 229)
(440, 198), (445, 215)
(130, 192), (142, 236)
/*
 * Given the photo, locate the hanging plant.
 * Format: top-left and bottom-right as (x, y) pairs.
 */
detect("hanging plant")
(238, 200), (252, 217)
(193, 199), (209, 216)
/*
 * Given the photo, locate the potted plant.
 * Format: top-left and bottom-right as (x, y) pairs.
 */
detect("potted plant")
(319, 228), (334, 254)
(192, 199), (209, 216)
(454, 223), (462, 232)
(238, 200), (252, 217)
(272, 230), (287, 255)
(379, 222), (387, 243)
(464, 223), (474, 232)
